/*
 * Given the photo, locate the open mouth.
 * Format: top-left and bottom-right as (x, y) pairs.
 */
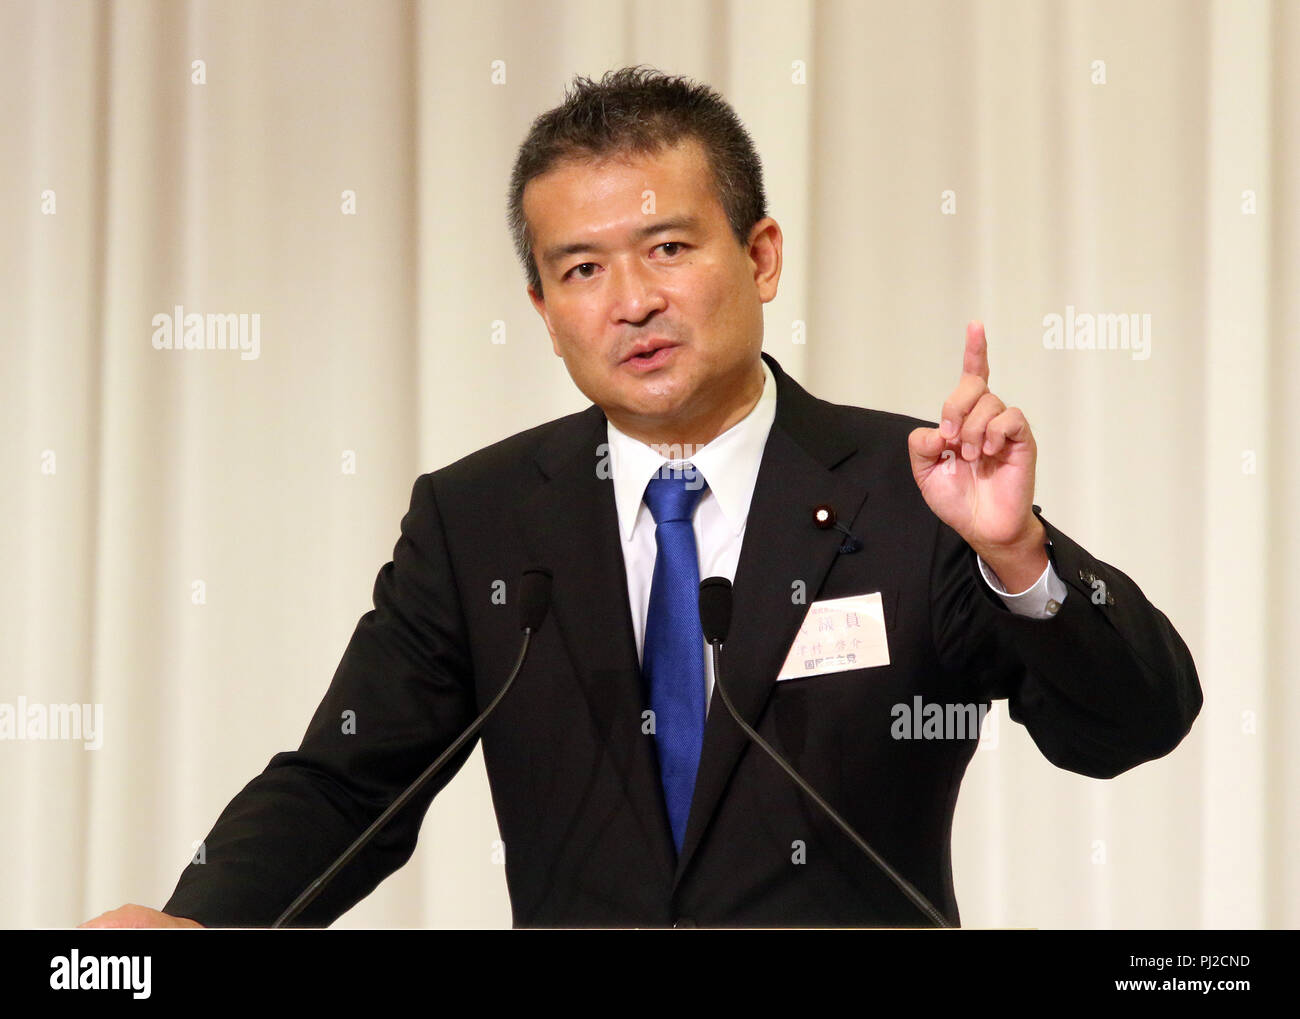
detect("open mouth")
(623, 344), (678, 370)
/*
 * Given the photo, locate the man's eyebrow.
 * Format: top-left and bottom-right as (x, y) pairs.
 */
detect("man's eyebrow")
(539, 215), (702, 267)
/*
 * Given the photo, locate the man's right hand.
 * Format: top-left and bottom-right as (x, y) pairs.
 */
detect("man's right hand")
(79, 904), (204, 928)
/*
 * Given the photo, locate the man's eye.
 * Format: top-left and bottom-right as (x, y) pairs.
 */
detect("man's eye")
(565, 262), (597, 280)
(656, 242), (685, 257)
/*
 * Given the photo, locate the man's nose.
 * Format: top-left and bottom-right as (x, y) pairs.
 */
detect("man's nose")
(608, 258), (666, 325)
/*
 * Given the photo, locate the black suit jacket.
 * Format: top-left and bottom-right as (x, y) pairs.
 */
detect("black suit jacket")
(164, 351), (1202, 927)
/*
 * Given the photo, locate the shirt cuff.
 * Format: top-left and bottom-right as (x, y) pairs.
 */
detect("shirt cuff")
(977, 553), (1068, 618)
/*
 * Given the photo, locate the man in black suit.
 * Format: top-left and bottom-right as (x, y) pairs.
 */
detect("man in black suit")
(85, 67), (1200, 929)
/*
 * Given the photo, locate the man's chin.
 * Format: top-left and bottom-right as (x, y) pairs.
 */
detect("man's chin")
(604, 392), (696, 434)
(607, 375), (688, 409)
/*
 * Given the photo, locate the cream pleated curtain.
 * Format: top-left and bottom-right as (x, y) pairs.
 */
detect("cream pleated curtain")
(1, 0), (1294, 929)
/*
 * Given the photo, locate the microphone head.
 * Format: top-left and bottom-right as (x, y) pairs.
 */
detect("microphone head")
(698, 576), (733, 646)
(519, 567), (553, 632)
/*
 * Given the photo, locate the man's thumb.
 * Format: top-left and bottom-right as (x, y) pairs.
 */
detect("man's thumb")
(908, 426), (945, 468)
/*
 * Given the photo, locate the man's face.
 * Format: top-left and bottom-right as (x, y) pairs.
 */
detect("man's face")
(524, 137), (781, 445)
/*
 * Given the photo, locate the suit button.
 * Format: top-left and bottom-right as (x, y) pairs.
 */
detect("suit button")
(1046, 599), (1061, 615)
(672, 917), (696, 928)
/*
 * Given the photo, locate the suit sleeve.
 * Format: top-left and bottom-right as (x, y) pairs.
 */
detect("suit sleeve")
(929, 504), (1202, 779)
(163, 473), (478, 926)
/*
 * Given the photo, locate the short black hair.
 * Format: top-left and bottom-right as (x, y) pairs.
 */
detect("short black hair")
(507, 65), (768, 296)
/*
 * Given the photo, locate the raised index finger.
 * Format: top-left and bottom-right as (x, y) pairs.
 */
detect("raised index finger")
(963, 320), (989, 383)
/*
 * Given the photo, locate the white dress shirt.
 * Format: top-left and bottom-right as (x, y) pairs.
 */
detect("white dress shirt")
(606, 358), (1067, 714)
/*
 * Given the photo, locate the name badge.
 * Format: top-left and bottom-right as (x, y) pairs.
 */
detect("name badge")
(777, 591), (891, 681)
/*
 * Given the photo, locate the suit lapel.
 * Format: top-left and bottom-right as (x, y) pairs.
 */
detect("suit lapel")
(514, 406), (678, 882)
(672, 352), (871, 886)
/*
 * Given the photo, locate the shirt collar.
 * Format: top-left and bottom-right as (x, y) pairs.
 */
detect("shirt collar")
(606, 356), (777, 542)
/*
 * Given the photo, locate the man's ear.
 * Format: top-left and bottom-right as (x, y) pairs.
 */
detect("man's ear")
(527, 284), (562, 357)
(746, 217), (783, 304)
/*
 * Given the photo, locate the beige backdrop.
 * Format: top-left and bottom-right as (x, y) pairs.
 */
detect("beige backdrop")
(1, 0), (1295, 929)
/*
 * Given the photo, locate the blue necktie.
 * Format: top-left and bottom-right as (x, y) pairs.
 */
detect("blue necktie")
(641, 464), (709, 855)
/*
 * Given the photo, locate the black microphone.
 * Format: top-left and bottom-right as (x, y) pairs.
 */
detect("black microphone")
(518, 567), (552, 632)
(699, 577), (952, 928)
(272, 566), (553, 928)
(698, 576), (732, 646)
